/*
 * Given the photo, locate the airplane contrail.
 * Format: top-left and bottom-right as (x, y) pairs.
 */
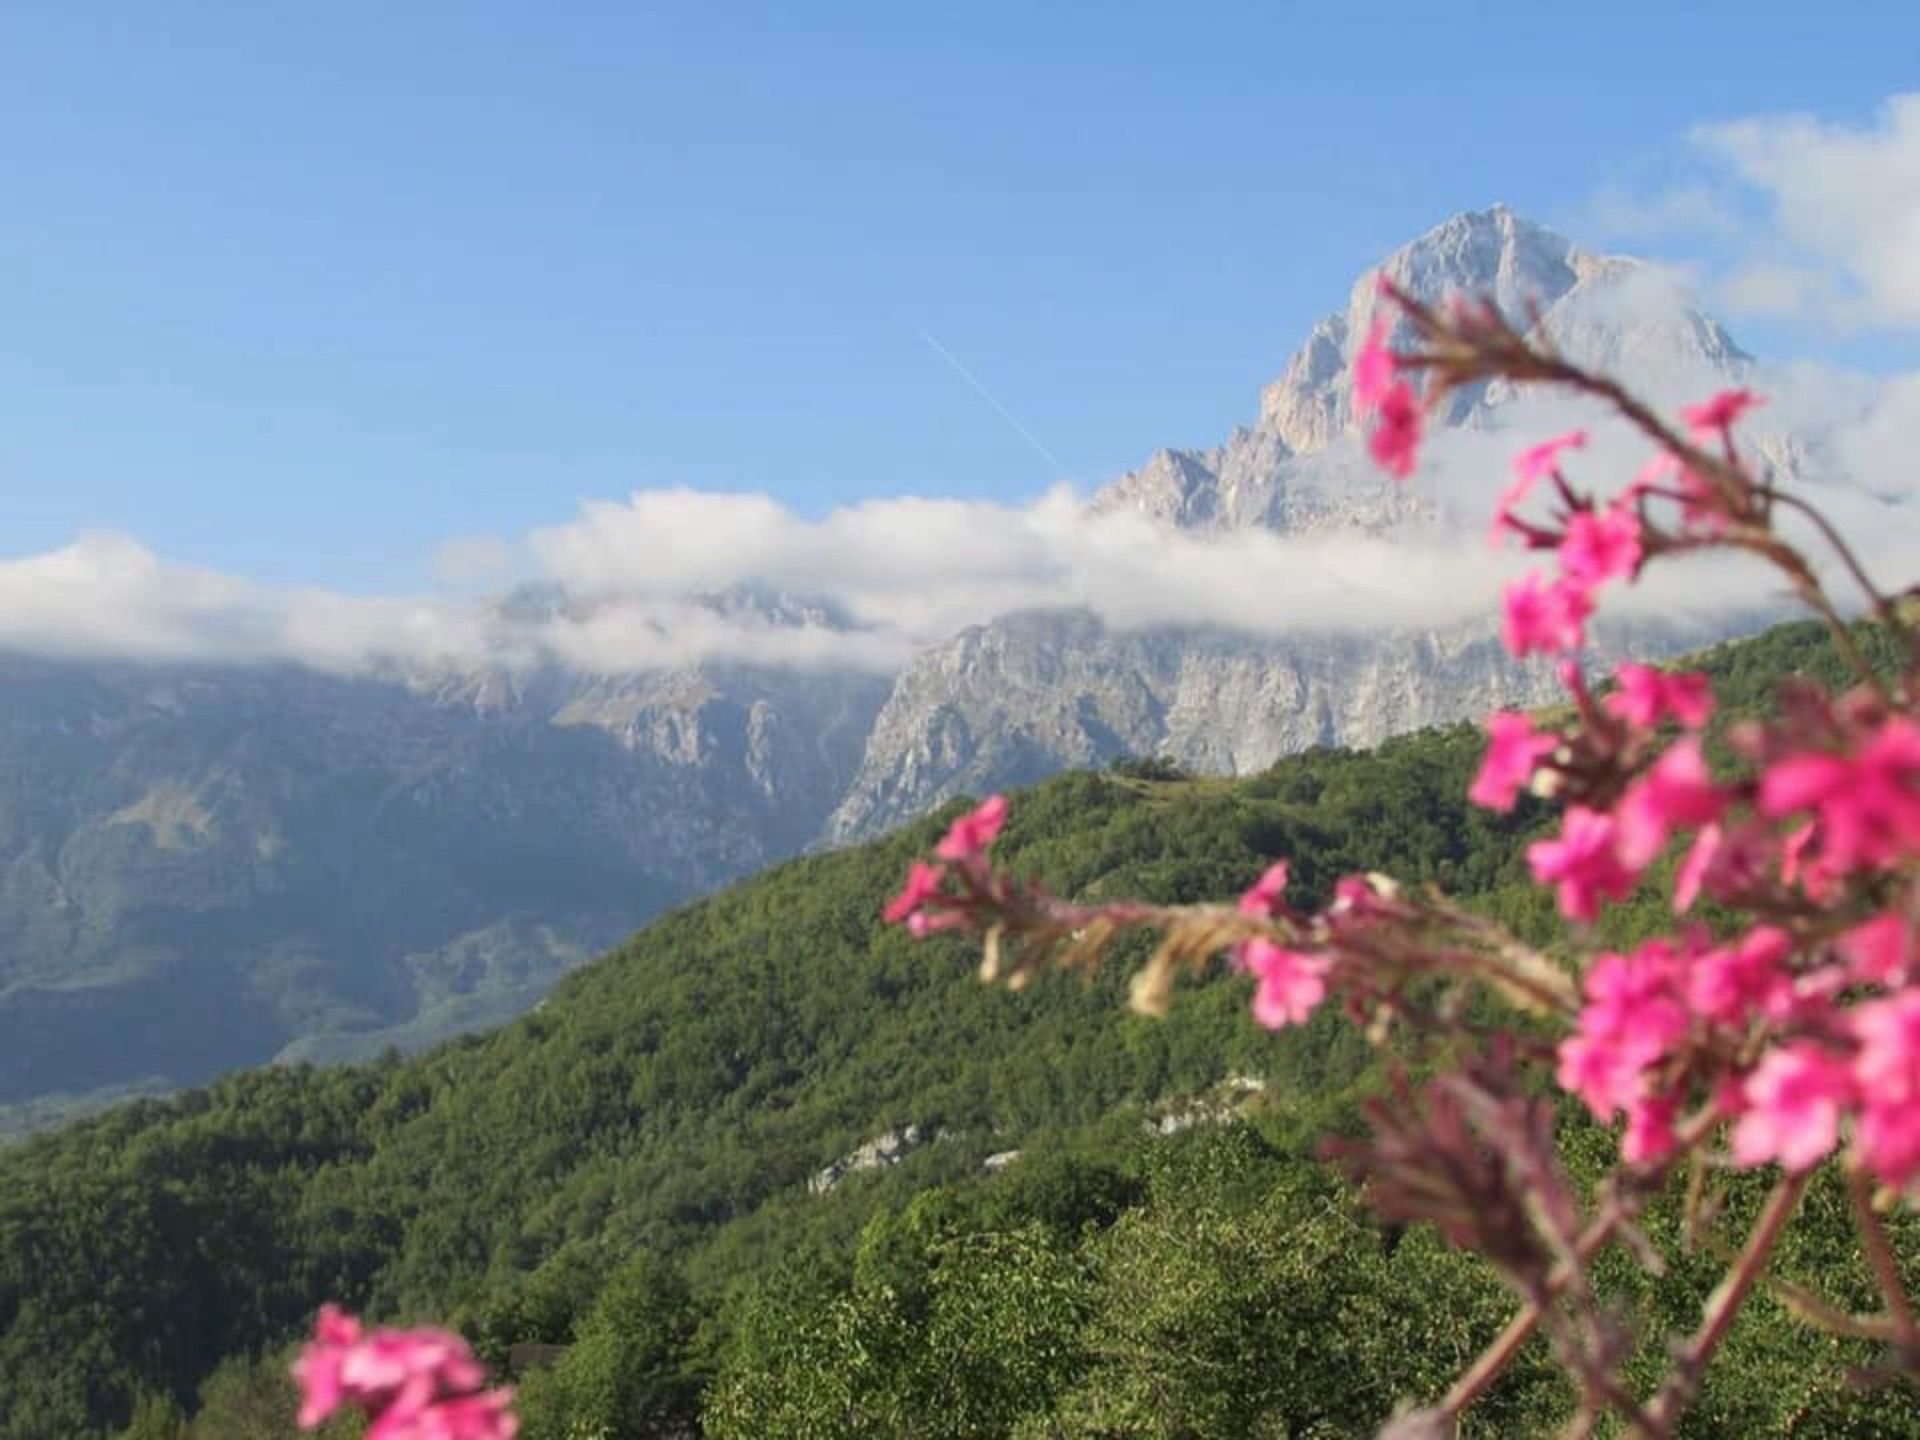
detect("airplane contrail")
(919, 330), (1066, 477)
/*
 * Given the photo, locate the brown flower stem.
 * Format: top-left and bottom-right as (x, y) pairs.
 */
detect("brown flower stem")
(1438, 1109), (1723, 1425)
(1397, 288), (1904, 702)
(1441, 1300), (1543, 1419)
(1766, 489), (1914, 658)
(1439, 1207), (1626, 1417)
(1752, 539), (1895, 702)
(1642, 1172), (1809, 1434)
(1548, 365), (1896, 702)
(1694, 1228), (1896, 1343)
(1847, 1160), (1919, 1356)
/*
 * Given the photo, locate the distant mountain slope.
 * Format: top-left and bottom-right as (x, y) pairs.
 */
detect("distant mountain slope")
(0, 653), (889, 1117)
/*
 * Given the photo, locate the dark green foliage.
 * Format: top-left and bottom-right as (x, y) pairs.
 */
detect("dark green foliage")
(1, 618), (1912, 1437)
(701, 1125), (1565, 1439)
(513, 1251), (701, 1439)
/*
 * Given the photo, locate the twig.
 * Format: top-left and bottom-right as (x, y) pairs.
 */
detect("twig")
(1847, 1161), (1919, 1357)
(1641, 1172), (1809, 1433)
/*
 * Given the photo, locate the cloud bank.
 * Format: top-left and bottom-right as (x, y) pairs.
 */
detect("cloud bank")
(0, 492), (1540, 677)
(6, 368), (1913, 681)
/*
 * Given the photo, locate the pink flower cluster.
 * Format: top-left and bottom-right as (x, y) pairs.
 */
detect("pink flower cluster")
(1759, 716), (1920, 879)
(1546, 911), (1920, 1186)
(1312, 363), (1920, 1195)
(882, 795), (1008, 936)
(292, 1306), (516, 1440)
(1233, 861), (1331, 1030)
(1487, 427), (1650, 659)
(1468, 711), (1557, 812)
(1469, 659), (1721, 900)
(1604, 663), (1714, 731)
(1353, 312), (1424, 478)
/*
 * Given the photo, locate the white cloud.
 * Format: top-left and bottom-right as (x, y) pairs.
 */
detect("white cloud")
(1694, 94), (1920, 330)
(1716, 261), (1838, 321)
(0, 533), (491, 671)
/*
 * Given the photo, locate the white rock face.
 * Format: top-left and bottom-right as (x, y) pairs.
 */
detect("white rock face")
(808, 1124), (932, 1194)
(1258, 204), (1598, 457)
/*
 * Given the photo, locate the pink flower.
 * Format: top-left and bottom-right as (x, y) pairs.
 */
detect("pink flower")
(1840, 912), (1914, 987)
(1558, 503), (1643, 588)
(1778, 820), (1819, 891)
(1673, 823), (1720, 913)
(293, 1309), (510, 1438)
(1501, 571), (1593, 659)
(293, 1306), (361, 1428)
(1687, 925), (1795, 1028)
(1491, 429), (1588, 543)
(1326, 873), (1390, 932)
(1733, 1043), (1854, 1172)
(1623, 1092), (1679, 1166)
(1681, 388), (1763, 436)
(1614, 738), (1725, 868)
(1469, 710), (1557, 812)
(1851, 991), (1920, 1185)
(936, 794), (1009, 863)
(1604, 664), (1668, 729)
(1759, 719), (1920, 873)
(1352, 314), (1395, 415)
(1367, 380), (1423, 478)
(1629, 449), (1681, 497)
(1604, 663), (1714, 731)
(1528, 805), (1637, 920)
(1857, 1106), (1920, 1191)
(884, 861), (948, 925)
(1583, 941), (1691, 1046)
(338, 1331), (483, 1415)
(1556, 942), (1688, 1122)
(1237, 861), (1291, 918)
(1852, 989), (1920, 1097)
(1631, 445), (1730, 533)
(1513, 428), (1588, 490)
(1244, 938), (1330, 1029)
(907, 909), (966, 939)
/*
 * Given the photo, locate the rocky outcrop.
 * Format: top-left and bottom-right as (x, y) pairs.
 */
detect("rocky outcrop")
(808, 1124), (937, 1194)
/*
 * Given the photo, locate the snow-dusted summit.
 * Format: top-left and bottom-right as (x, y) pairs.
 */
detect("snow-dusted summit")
(1094, 205), (1747, 534)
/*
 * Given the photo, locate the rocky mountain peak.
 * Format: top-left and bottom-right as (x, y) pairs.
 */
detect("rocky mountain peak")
(1093, 206), (1751, 540)
(1257, 205), (1600, 454)
(1095, 207), (1592, 536)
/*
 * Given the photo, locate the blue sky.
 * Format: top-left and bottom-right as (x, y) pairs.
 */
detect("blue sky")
(2, 2), (1914, 590)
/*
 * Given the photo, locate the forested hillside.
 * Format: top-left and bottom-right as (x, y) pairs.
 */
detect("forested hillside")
(1, 620), (1911, 1439)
